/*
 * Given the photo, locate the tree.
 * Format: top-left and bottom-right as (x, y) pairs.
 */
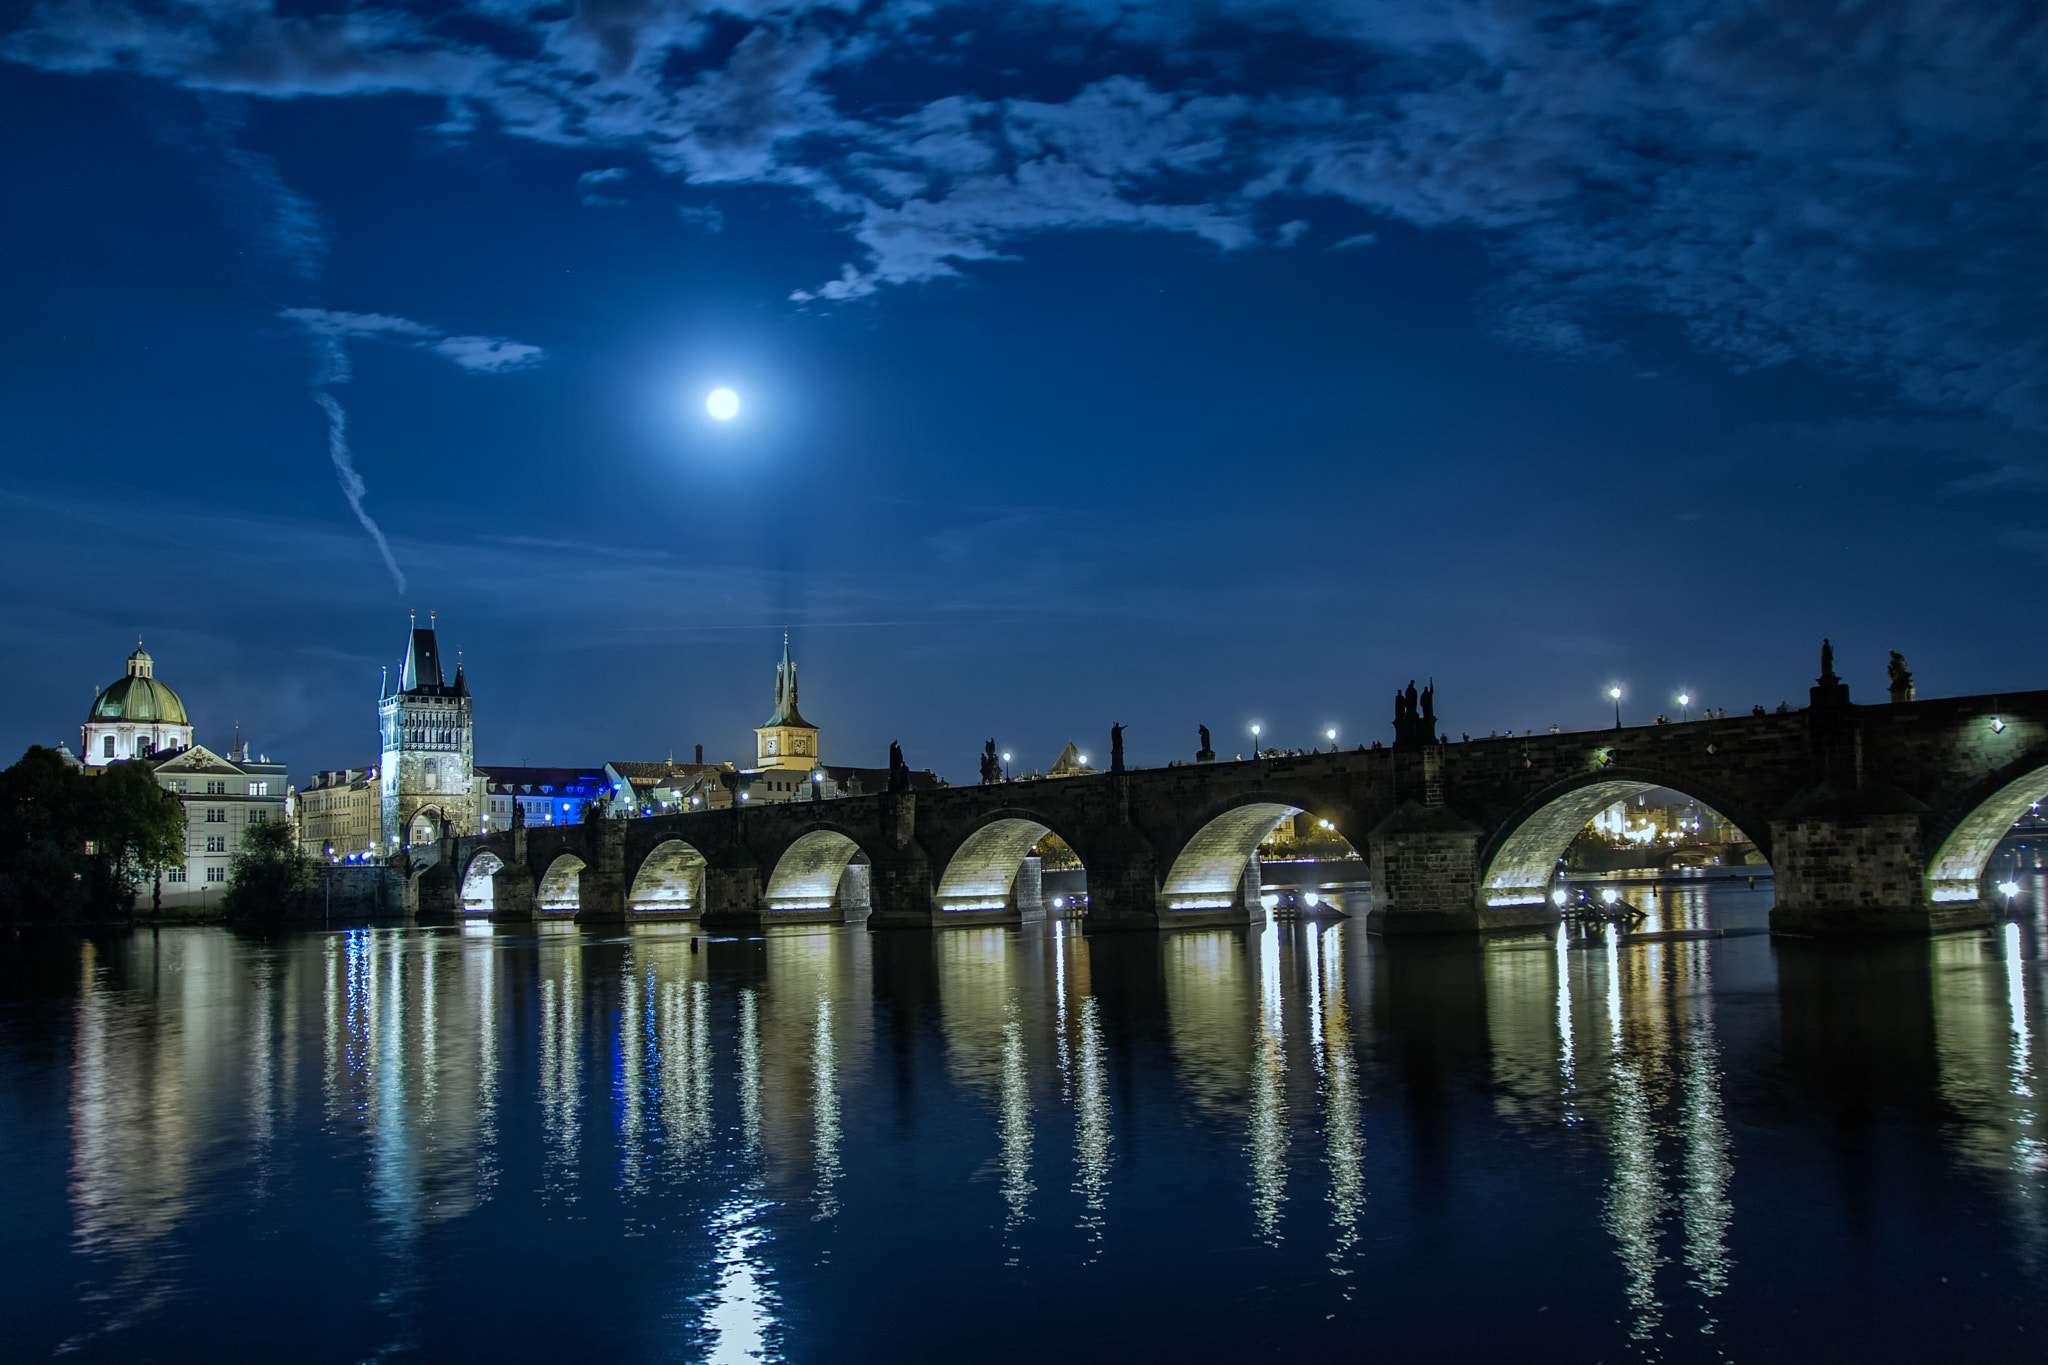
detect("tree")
(87, 760), (186, 914)
(0, 748), (183, 922)
(0, 746), (93, 922)
(222, 817), (315, 920)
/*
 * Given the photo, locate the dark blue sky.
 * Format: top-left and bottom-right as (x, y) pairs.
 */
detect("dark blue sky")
(4, 1), (2045, 781)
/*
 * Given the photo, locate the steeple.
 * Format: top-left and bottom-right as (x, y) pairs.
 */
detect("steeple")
(763, 630), (810, 728)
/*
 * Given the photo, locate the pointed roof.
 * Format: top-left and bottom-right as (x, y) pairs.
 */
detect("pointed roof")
(1047, 741), (1095, 777)
(760, 631), (813, 729)
(400, 626), (444, 693)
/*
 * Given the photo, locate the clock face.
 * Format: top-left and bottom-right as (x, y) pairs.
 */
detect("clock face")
(765, 738), (777, 755)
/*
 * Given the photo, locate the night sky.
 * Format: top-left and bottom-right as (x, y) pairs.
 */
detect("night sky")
(3, 1), (2045, 782)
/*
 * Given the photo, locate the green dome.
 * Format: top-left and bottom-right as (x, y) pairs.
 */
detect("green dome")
(89, 648), (189, 725)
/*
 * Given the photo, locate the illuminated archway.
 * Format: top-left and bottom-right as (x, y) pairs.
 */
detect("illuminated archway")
(764, 829), (870, 915)
(1161, 801), (1304, 911)
(1482, 776), (1762, 908)
(630, 839), (708, 913)
(537, 852), (586, 911)
(460, 851), (504, 913)
(1928, 761), (2048, 904)
(934, 815), (1080, 914)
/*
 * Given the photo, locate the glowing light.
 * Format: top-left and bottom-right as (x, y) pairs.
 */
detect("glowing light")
(1552, 888), (1568, 906)
(1304, 891), (1321, 907)
(1601, 888), (1619, 905)
(1678, 692), (1690, 707)
(1260, 893), (1280, 909)
(706, 387), (740, 421)
(1052, 897), (1065, 908)
(1326, 728), (1337, 743)
(2001, 880), (2021, 898)
(1609, 686), (1622, 700)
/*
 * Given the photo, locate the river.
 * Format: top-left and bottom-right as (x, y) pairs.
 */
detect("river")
(2, 879), (2044, 1361)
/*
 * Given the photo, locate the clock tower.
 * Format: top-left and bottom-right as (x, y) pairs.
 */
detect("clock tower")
(754, 633), (818, 771)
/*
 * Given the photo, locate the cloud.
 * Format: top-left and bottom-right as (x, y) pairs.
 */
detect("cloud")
(1330, 232), (1377, 251)
(279, 307), (544, 374)
(10, 1), (2048, 430)
(278, 307), (546, 592)
(578, 165), (629, 206)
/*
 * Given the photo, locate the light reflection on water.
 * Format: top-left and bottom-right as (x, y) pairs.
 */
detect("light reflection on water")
(11, 882), (2048, 1362)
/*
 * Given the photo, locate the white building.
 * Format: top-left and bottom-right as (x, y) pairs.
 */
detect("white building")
(144, 743), (289, 904)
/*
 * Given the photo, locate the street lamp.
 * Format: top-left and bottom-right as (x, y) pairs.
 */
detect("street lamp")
(1677, 691), (1691, 723)
(1002, 750), (1012, 781)
(1609, 686), (1623, 730)
(1326, 727), (1337, 751)
(1251, 724), (1262, 758)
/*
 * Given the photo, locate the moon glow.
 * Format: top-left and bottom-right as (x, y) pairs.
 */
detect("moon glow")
(706, 387), (740, 421)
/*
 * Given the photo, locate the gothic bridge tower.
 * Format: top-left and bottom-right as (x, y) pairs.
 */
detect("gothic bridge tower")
(378, 613), (476, 852)
(754, 632), (819, 771)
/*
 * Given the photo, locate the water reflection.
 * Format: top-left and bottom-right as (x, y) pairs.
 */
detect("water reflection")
(22, 894), (2048, 1363)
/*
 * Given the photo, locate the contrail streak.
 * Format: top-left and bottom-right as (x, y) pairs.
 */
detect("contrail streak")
(313, 390), (406, 593)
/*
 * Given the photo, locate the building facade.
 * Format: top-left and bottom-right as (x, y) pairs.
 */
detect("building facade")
(377, 618), (477, 849)
(144, 744), (289, 905)
(83, 646), (193, 764)
(293, 767), (381, 860)
(476, 768), (607, 830)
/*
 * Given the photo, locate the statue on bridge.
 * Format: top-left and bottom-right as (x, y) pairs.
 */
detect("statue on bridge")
(980, 739), (1001, 785)
(1110, 723), (1126, 774)
(1888, 651), (1916, 704)
(888, 741), (909, 793)
(1197, 725), (1214, 763)
(1392, 678), (1440, 749)
(1811, 637), (1851, 709)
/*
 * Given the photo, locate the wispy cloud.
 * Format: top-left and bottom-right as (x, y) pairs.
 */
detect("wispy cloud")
(9, 1), (2048, 430)
(279, 307), (547, 591)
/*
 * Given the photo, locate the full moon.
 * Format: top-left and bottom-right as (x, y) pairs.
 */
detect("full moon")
(706, 387), (740, 421)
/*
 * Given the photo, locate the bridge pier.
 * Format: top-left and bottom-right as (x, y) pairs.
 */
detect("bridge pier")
(490, 863), (537, 924)
(867, 845), (939, 929)
(573, 822), (628, 925)
(700, 846), (765, 929)
(1770, 805), (1995, 936)
(412, 852), (459, 927)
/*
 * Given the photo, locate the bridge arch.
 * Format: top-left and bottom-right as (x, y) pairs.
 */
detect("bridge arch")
(629, 838), (708, 914)
(1927, 749), (2048, 903)
(1479, 767), (1768, 908)
(459, 849), (504, 913)
(1160, 793), (1360, 911)
(934, 809), (1085, 913)
(763, 825), (874, 916)
(537, 851), (587, 911)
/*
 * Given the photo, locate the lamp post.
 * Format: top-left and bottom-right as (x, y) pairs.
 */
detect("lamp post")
(1325, 727), (1337, 752)
(1610, 686), (1623, 730)
(1002, 751), (1012, 781)
(1678, 692), (1691, 723)
(1251, 724), (1262, 758)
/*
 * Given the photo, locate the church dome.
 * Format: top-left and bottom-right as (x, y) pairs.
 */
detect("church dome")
(88, 648), (190, 726)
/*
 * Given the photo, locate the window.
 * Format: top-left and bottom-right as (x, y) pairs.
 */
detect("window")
(166, 866), (186, 883)
(248, 781), (267, 796)
(102, 736), (115, 758)
(173, 780), (188, 793)
(205, 780), (227, 795)
(206, 835), (226, 853)
(248, 810), (266, 824)
(205, 866), (225, 883)
(205, 808), (226, 823)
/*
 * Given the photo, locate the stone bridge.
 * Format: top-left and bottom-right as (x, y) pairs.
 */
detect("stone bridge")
(417, 674), (2048, 937)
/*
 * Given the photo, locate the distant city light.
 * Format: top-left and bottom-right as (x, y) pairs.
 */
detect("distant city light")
(2001, 880), (2021, 898)
(707, 387), (740, 420)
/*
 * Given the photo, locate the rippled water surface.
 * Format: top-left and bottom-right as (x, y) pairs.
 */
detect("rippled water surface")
(3, 882), (2046, 1362)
